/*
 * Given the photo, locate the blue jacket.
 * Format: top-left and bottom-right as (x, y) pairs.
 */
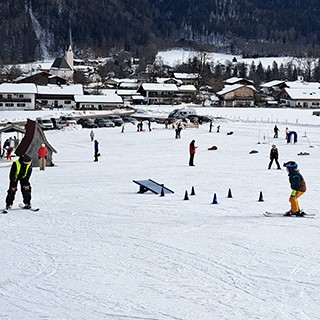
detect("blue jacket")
(94, 140), (99, 153)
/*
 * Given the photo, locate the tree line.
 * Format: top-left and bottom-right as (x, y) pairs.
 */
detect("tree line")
(1, 0), (320, 63)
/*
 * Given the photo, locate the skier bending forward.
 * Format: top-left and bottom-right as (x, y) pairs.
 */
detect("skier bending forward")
(283, 161), (306, 216)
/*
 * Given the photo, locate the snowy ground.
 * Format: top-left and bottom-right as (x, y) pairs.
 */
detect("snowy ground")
(157, 49), (296, 69)
(0, 107), (320, 320)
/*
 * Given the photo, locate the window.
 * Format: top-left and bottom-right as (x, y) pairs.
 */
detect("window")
(18, 94), (24, 98)
(64, 100), (71, 104)
(5, 103), (14, 107)
(7, 94), (12, 99)
(17, 103), (26, 107)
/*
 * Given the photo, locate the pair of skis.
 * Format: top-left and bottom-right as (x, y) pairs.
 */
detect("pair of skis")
(2, 204), (40, 214)
(264, 211), (315, 218)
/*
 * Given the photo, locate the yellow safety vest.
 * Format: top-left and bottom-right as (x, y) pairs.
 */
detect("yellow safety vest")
(14, 160), (31, 181)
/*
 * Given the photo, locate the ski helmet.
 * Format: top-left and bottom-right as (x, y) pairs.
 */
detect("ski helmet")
(283, 161), (298, 169)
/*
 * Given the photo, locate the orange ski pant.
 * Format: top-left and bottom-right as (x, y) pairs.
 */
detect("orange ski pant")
(289, 191), (305, 213)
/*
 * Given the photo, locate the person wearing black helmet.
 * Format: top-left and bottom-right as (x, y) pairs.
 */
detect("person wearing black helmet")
(4, 154), (33, 212)
(283, 161), (307, 216)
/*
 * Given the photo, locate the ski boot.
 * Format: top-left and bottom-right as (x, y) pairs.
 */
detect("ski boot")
(284, 210), (293, 216)
(295, 210), (306, 217)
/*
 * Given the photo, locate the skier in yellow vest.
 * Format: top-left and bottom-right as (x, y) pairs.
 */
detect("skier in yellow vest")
(4, 154), (33, 211)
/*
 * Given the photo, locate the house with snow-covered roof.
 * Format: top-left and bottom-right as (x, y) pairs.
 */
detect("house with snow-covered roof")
(173, 73), (199, 87)
(116, 89), (144, 105)
(0, 83), (37, 110)
(138, 83), (179, 105)
(285, 79), (320, 89)
(16, 71), (67, 86)
(260, 80), (287, 95)
(156, 77), (183, 85)
(74, 93), (123, 110)
(36, 84), (83, 109)
(279, 87), (320, 108)
(216, 84), (257, 107)
(176, 85), (197, 103)
(224, 77), (254, 86)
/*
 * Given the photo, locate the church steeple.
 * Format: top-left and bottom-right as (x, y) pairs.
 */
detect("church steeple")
(65, 28), (74, 71)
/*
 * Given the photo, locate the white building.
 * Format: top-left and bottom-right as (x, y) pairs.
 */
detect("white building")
(0, 83), (37, 110)
(36, 84), (83, 109)
(74, 93), (123, 110)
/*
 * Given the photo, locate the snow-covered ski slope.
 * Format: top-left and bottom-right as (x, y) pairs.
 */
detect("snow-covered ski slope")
(0, 107), (320, 320)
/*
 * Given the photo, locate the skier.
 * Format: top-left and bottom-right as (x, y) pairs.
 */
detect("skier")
(175, 123), (182, 139)
(90, 130), (95, 142)
(94, 139), (99, 162)
(37, 143), (48, 171)
(209, 120), (213, 133)
(217, 125), (220, 133)
(4, 154), (33, 211)
(285, 127), (289, 140)
(189, 140), (197, 166)
(268, 144), (281, 169)
(6, 146), (13, 161)
(273, 125), (279, 138)
(283, 161), (306, 216)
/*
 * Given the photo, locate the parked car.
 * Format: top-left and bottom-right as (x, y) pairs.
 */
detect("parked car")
(186, 115), (199, 124)
(79, 119), (97, 128)
(60, 116), (77, 127)
(196, 115), (212, 123)
(36, 117), (54, 130)
(122, 116), (137, 125)
(108, 116), (124, 126)
(95, 118), (115, 127)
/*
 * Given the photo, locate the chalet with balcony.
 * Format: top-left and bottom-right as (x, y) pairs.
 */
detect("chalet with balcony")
(0, 83), (37, 110)
(138, 83), (179, 105)
(36, 84), (83, 109)
(216, 84), (257, 107)
(173, 73), (199, 87)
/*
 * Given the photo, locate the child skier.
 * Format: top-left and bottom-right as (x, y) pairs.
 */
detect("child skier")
(283, 161), (306, 216)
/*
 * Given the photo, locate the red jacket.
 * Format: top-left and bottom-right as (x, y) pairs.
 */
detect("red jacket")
(37, 146), (48, 158)
(189, 141), (196, 154)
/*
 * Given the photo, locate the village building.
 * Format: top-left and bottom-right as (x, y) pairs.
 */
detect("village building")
(50, 30), (74, 81)
(74, 93), (123, 110)
(36, 84), (83, 109)
(116, 89), (144, 105)
(16, 71), (67, 86)
(156, 77), (183, 85)
(138, 83), (179, 105)
(176, 85), (197, 103)
(216, 84), (257, 107)
(224, 77), (255, 86)
(279, 88), (320, 108)
(173, 73), (199, 87)
(260, 80), (287, 95)
(0, 83), (37, 110)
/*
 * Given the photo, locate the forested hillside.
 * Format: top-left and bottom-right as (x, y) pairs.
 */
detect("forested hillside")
(1, 0), (320, 63)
